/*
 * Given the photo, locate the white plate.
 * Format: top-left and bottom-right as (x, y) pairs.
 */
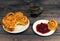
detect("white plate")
(3, 20), (30, 33)
(33, 20), (55, 36)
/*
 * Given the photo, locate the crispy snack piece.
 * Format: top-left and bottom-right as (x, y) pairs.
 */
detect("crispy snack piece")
(2, 12), (16, 31)
(17, 16), (28, 25)
(48, 19), (58, 30)
(15, 12), (24, 19)
(15, 12), (28, 25)
(6, 12), (14, 17)
(21, 16), (28, 25)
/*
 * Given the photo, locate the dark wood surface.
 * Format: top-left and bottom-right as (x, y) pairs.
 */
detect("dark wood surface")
(0, 0), (60, 41)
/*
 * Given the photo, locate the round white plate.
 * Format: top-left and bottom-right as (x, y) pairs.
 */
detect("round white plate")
(33, 20), (55, 36)
(3, 20), (30, 33)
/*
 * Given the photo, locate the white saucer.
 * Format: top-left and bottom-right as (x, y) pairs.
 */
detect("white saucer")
(33, 20), (55, 36)
(3, 20), (30, 33)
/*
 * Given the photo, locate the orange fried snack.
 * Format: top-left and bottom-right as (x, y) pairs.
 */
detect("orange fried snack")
(48, 19), (58, 30)
(15, 12), (28, 25)
(19, 16), (28, 25)
(15, 12), (23, 19)
(2, 12), (28, 31)
(2, 12), (16, 31)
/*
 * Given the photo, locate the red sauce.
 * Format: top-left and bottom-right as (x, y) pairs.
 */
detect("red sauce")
(36, 23), (50, 34)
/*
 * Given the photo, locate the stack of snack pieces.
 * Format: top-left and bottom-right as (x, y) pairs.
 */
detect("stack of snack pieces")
(2, 12), (28, 31)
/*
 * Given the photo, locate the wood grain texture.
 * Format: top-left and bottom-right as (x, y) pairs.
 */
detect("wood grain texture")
(0, 10), (60, 41)
(0, 0), (60, 41)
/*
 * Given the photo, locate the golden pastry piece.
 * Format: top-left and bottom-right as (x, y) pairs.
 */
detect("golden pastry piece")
(2, 12), (16, 31)
(17, 16), (28, 25)
(21, 16), (28, 25)
(15, 12), (23, 19)
(2, 12), (28, 32)
(5, 12), (14, 17)
(48, 19), (58, 30)
(15, 12), (28, 25)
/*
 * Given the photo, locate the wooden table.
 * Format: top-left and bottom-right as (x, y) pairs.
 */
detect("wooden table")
(0, 0), (60, 41)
